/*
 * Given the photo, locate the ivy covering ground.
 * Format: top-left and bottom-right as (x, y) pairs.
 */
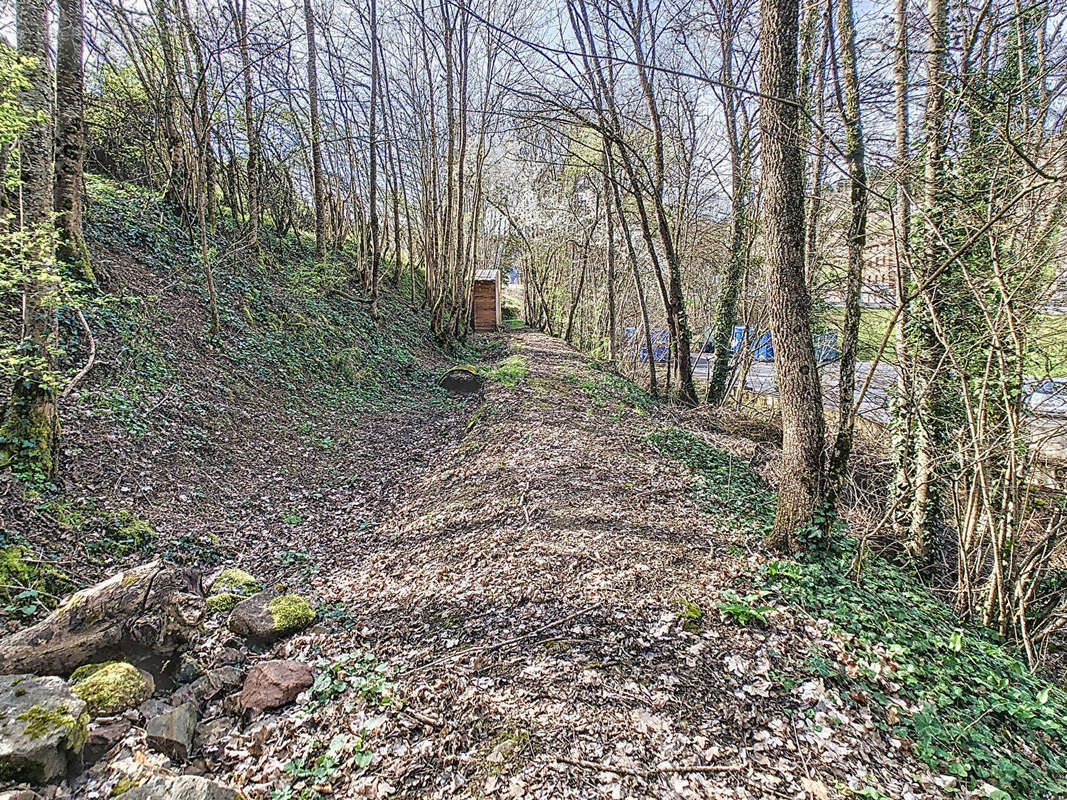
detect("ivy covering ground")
(650, 426), (1067, 800)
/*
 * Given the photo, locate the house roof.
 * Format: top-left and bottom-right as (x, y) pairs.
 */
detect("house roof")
(474, 269), (499, 282)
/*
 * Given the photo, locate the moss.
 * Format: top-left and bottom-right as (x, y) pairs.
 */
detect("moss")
(16, 703), (88, 751)
(0, 544), (73, 611)
(212, 568), (260, 596)
(267, 592), (316, 632)
(70, 662), (153, 716)
(206, 592), (241, 613)
(86, 510), (157, 557)
(0, 377), (60, 482)
(110, 777), (139, 796)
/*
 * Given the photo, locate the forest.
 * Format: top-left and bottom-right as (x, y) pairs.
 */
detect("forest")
(1, 0), (1067, 797)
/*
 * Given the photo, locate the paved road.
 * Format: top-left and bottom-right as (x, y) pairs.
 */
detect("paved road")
(691, 356), (1067, 462)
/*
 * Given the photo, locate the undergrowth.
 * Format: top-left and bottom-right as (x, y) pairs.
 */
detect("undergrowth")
(651, 426), (1067, 799)
(83, 175), (453, 438)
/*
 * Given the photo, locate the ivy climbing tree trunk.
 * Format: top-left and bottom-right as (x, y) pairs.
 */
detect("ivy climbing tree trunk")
(1, 0), (59, 478)
(826, 0), (868, 506)
(54, 0), (92, 283)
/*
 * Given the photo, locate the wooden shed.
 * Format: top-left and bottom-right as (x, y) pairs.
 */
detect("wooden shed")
(472, 269), (501, 332)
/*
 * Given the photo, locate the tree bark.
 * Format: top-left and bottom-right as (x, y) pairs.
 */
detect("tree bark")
(759, 0), (827, 550)
(303, 0), (326, 260)
(0, 562), (204, 676)
(1, 0), (59, 479)
(54, 0), (93, 283)
(826, 0), (868, 505)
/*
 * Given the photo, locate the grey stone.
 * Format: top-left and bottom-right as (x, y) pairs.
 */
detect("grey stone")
(226, 589), (314, 643)
(174, 654), (204, 685)
(145, 703), (197, 762)
(120, 775), (237, 800)
(0, 674), (89, 783)
(170, 668), (242, 709)
(137, 699), (172, 722)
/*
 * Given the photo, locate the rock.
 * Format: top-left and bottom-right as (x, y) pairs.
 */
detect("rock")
(0, 790), (42, 800)
(193, 718), (233, 753)
(69, 662), (154, 717)
(119, 775), (237, 800)
(216, 648), (243, 666)
(238, 660), (314, 714)
(137, 699), (172, 722)
(83, 719), (131, 764)
(144, 703), (197, 762)
(0, 675), (89, 783)
(227, 589), (315, 642)
(170, 667), (242, 709)
(438, 364), (484, 394)
(204, 594), (240, 613)
(173, 654), (204, 685)
(0, 562), (204, 676)
(208, 569), (259, 596)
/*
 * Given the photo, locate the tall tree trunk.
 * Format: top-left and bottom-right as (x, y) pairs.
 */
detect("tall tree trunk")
(368, 0), (382, 317)
(826, 0), (868, 505)
(303, 0), (326, 260)
(760, 0), (827, 550)
(707, 0), (748, 407)
(1, 0), (59, 478)
(54, 0), (93, 283)
(236, 0), (259, 255)
(890, 0), (914, 542)
(909, 0), (950, 562)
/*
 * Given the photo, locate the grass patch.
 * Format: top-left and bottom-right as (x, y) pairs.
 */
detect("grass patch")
(483, 355), (528, 387)
(654, 426), (1067, 798)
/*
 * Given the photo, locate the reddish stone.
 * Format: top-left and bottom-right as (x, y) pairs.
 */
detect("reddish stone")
(238, 660), (313, 714)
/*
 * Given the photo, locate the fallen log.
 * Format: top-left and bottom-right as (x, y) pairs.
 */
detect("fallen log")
(0, 561), (204, 676)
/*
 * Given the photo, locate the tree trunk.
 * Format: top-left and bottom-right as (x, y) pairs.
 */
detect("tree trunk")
(1, 0), (59, 479)
(825, 0), (868, 505)
(0, 562), (204, 676)
(303, 0), (326, 260)
(54, 0), (93, 283)
(909, 0), (950, 563)
(236, 0), (259, 255)
(759, 0), (827, 550)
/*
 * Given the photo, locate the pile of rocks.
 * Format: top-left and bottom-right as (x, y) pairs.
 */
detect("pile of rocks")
(0, 563), (318, 799)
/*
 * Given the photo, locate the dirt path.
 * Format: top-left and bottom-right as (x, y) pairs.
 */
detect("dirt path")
(214, 331), (944, 800)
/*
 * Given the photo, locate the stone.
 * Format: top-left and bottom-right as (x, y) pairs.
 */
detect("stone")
(208, 569), (260, 596)
(238, 660), (314, 714)
(137, 699), (172, 722)
(438, 364), (484, 394)
(0, 674), (89, 783)
(194, 718), (234, 753)
(170, 668), (242, 709)
(227, 589), (315, 642)
(83, 719), (132, 764)
(216, 648), (243, 666)
(69, 662), (154, 717)
(144, 703), (197, 762)
(0, 791), (42, 800)
(119, 775), (237, 800)
(174, 654), (204, 685)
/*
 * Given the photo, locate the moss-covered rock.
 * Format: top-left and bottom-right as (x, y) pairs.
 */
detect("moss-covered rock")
(205, 593), (241, 613)
(267, 593), (315, 633)
(70, 662), (155, 717)
(227, 589), (316, 642)
(0, 674), (89, 783)
(209, 569), (260, 596)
